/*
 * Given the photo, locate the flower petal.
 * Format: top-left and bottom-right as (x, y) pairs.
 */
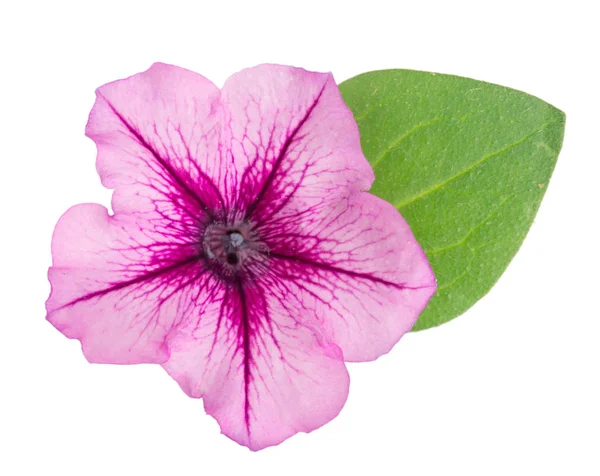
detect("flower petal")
(163, 275), (349, 451)
(220, 64), (374, 220)
(87, 62), (227, 222)
(46, 203), (208, 364)
(264, 192), (437, 362)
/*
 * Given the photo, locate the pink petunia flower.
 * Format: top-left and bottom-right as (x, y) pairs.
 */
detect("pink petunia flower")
(46, 63), (436, 450)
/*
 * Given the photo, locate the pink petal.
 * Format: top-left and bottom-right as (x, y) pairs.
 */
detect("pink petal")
(50, 63), (231, 363)
(47, 203), (207, 364)
(221, 64), (374, 220)
(163, 275), (349, 451)
(266, 193), (436, 361)
(86, 63), (227, 222)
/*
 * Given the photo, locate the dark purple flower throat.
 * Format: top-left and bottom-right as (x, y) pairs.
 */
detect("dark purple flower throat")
(202, 220), (268, 279)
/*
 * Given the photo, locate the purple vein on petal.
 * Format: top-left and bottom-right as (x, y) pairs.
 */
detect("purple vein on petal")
(268, 251), (423, 290)
(205, 284), (231, 364)
(58, 255), (201, 310)
(172, 125), (227, 211)
(234, 276), (253, 434)
(244, 82), (327, 221)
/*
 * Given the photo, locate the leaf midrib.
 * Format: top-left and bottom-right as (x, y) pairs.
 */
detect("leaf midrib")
(393, 121), (559, 211)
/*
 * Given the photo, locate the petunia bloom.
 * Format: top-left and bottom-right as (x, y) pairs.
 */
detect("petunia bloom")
(46, 63), (436, 450)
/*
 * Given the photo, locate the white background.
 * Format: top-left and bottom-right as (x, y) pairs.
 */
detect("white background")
(1, 1), (598, 475)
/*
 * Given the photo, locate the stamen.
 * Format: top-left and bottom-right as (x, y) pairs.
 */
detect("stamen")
(229, 232), (244, 248)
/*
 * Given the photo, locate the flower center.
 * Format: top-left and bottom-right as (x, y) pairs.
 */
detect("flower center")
(202, 221), (267, 277)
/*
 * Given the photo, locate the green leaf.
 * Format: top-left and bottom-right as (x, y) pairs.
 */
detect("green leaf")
(339, 70), (565, 331)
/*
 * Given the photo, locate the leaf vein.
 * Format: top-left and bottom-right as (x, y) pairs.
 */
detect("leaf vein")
(371, 117), (443, 170)
(425, 195), (513, 255)
(435, 246), (476, 292)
